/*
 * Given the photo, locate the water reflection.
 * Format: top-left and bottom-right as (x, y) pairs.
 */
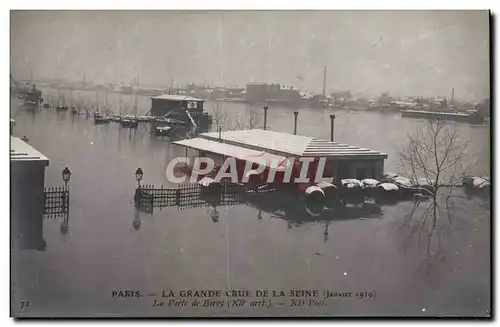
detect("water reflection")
(132, 208), (141, 231)
(399, 188), (490, 275)
(210, 206), (219, 223)
(60, 217), (69, 234)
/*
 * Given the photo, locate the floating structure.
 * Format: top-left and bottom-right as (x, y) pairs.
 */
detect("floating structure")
(173, 129), (388, 203)
(93, 94), (111, 124)
(21, 84), (42, 110)
(401, 109), (485, 124)
(120, 115), (139, 128)
(149, 95), (212, 133)
(94, 112), (111, 124)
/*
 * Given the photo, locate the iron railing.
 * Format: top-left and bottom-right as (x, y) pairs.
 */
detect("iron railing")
(134, 183), (273, 212)
(43, 186), (69, 219)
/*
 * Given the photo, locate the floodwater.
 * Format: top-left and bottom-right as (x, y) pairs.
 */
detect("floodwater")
(11, 90), (491, 317)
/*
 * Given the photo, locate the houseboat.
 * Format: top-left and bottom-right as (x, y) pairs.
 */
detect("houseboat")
(120, 115), (139, 128)
(149, 95), (212, 132)
(152, 116), (187, 136)
(401, 109), (485, 124)
(93, 95), (111, 124)
(21, 85), (42, 110)
(94, 112), (111, 124)
(172, 129), (388, 197)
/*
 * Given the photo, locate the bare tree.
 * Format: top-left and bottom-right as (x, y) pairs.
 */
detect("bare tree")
(210, 101), (261, 132)
(210, 99), (229, 132)
(231, 104), (261, 130)
(400, 116), (475, 195)
(398, 116), (476, 273)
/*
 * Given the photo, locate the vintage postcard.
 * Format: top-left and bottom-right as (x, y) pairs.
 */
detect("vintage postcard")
(10, 10), (491, 318)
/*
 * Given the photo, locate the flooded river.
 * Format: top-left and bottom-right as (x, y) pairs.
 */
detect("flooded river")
(11, 90), (491, 317)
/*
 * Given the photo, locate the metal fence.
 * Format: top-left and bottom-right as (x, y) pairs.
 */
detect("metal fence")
(43, 186), (69, 219)
(134, 182), (272, 212)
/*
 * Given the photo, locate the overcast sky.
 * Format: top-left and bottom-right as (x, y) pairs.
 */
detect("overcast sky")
(10, 10), (489, 100)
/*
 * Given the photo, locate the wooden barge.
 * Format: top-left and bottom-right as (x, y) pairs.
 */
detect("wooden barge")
(401, 109), (485, 124)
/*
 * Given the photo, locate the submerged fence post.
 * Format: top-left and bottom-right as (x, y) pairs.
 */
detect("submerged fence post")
(293, 111), (298, 135)
(330, 114), (335, 142)
(263, 106), (268, 130)
(176, 185), (181, 206)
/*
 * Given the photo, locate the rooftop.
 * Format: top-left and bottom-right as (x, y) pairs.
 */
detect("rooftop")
(151, 94), (204, 102)
(173, 138), (290, 170)
(198, 129), (388, 160)
(10, 136), (49, 165)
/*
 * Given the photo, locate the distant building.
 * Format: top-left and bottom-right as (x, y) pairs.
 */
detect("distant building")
(330, 90), (351, 101)
(378, 92), (392, 104)
(277, 85), (302, 102)
(475, 98), (490, 117)
(246, 83), (281, 102)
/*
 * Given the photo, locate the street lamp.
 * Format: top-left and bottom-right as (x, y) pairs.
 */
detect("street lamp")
(329, 114), (336, 142)
(135, 168), (143, 188)
(61, 167), (71, 234)
(62, 167), (71, 189)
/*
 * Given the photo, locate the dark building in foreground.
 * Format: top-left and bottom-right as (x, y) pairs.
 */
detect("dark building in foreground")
(11, 136), (49, 250)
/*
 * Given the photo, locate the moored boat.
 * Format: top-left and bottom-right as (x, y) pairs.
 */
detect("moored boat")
(401, 109), (485, 124)
(120, 115), (139, 128)
(94, 112), (111, 124)
(154, 126), (173, 136)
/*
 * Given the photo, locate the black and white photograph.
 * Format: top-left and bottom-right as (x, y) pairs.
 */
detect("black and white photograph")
(9, 9), (491, 318)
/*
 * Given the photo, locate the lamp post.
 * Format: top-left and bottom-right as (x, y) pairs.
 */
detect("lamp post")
(60, 167), (71, 234)
(135, 168), (143, 189)
(263, 106), (268, 130)
(62, 167), (71, 190)
(329, 114), (336, 142)
(293, 111), (298, 135)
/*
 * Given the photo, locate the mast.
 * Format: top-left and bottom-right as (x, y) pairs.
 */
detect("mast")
(105, 93), (109, 115)
(119, 94), (122, 117)
(134, 75), (138, 118)
(96, 92), (99, 114)
(322, 65), (327, 98)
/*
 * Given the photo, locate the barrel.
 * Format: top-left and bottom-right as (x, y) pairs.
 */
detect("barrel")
(199, 177), (222, 203)
(304, 185), (325, 215)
